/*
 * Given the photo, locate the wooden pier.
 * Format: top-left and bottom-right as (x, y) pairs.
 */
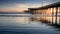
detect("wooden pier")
(25, 2), (60, 27)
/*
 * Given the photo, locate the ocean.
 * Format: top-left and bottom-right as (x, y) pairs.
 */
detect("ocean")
(0, 14), (60, 34)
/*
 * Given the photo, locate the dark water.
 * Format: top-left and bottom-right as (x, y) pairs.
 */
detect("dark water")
(0, 14), (60, 34)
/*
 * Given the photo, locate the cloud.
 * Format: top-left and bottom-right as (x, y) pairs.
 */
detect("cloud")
(0, 3), (41, 12)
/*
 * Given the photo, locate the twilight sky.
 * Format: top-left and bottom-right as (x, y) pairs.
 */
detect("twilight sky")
(0, 0), (60, 12)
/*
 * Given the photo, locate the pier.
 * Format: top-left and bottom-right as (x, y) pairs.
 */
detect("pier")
(25, 2), (60, 27)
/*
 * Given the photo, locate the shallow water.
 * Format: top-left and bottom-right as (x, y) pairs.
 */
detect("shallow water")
(0, 14), (60, 34)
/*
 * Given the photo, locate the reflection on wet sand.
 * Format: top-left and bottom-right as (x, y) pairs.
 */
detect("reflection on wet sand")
(31, 16), (60, 29)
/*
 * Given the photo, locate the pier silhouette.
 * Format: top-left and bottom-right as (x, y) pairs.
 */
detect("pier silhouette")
(24, 2), (60, 28)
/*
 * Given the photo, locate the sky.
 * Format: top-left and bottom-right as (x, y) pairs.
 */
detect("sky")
(0, 0), (60, 12)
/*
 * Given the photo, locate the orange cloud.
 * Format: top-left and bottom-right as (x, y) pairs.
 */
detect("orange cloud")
(0, 3), (41, 12)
